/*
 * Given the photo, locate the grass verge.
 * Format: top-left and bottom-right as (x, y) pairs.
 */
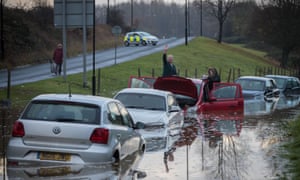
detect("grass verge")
(0, 37), (279, 116)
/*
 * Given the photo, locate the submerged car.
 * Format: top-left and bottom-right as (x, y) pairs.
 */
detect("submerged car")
(265, 75), (300, 96)
(114, 88), (184, 135)
(123, 31), (159, 46)
(6, 94), (146, 165)
(153, 76), (244, 118)
(235, 76), (280, 100)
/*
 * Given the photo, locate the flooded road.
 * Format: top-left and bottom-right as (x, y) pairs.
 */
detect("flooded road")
(2, 95), (300, 179)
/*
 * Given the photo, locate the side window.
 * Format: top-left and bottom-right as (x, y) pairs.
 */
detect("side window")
(117, 103), (134, 128)
(107, 102), (123, 125)
(211, 85), (237, 99)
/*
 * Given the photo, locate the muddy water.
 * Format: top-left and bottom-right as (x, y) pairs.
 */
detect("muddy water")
(137, 96), (300, 180)
(2, 96), (300, 180)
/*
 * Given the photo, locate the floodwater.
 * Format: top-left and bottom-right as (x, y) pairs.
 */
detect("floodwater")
(2, 95), (300, 180)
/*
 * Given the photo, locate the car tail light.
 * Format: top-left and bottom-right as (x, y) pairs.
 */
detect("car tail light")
(90, 128), (109, 144)
(12, 121), (25, 137)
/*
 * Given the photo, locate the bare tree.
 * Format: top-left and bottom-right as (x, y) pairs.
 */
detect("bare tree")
(206, 0), (235, 43)
(253, 0), (300, 67)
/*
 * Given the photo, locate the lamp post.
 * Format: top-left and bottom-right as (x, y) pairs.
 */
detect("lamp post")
(131, 0), (133, 30)
(185, 0), (188, 45)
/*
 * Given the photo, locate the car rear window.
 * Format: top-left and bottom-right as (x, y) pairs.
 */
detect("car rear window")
(22, 100), (100, 124)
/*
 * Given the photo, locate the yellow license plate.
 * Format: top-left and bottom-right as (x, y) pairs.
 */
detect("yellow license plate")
(39, 152), (71, 161)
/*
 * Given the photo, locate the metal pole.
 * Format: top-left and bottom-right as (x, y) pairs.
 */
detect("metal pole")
(63, 0), (67, 81)
(82, 0), (87, 87)
(185, 0), (188, 45)
(131, 0), (133, 30)
(92, 0), (96, 95)
(200, 0), (203, 36)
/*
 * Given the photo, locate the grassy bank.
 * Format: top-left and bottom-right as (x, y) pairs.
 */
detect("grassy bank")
(0, 37), (280, 116)
(283, 118), (300, 178)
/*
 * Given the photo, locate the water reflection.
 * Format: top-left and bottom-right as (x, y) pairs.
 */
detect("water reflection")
(7, 151), (146, 180)
(244, 98), (278, 116)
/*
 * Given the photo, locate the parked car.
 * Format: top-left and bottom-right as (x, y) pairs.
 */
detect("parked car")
(114, 88), (184, 136)
(153, 76), (244, 117)
(265, 75), (300, 95)
(6, 94), (146, 165)
(235, 76), (280, 100)
(123, 31), (159, 46)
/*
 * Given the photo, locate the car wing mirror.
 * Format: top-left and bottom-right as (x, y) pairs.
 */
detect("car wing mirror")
(169, 105), (180, 112)
(135, 122), (145, 129)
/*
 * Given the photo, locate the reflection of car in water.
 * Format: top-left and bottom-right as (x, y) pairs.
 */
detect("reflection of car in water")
(7, 151), (147, 179)
(275, 95), (300, 110)
(244, 98), (278, 116)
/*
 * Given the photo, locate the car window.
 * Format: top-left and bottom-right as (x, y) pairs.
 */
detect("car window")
(211, 85), (237, 99)
(22, 100), (100, 124)
(116, 103), (134, 128)
(236, 79), (265, 91)
(115, 93), (166, 111)
(107, 102), (124, 126)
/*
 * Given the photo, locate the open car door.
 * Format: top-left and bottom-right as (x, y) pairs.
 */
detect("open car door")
(128, 76), (156, 88)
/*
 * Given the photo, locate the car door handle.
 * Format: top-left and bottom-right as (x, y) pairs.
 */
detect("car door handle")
(116, 134), (121, 139)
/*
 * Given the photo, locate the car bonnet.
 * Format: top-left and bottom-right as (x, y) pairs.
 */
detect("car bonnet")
(153, 76), (198, 99)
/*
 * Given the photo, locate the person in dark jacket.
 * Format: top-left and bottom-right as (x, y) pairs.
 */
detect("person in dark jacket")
(207, 67), (221, 90)
(53, 43), (63, 75)
(162, 45), (177, 77)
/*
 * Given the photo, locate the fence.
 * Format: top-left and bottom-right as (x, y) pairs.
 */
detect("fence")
(134, 66), (299, 83)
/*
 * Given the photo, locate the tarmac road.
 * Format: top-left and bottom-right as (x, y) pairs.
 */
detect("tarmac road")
(0, 37), (193, 88)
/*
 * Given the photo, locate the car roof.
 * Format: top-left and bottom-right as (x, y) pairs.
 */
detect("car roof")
(236, 76), (273, 81)
(265, 74), (295, 79)
(116, 88), (172, 97)
(32, 94), (117, 106)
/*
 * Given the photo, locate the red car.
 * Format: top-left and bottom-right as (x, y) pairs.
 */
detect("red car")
(128, 76), (244, 117)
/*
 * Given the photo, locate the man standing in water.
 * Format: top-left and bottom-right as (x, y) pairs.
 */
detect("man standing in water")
(162, 44), (177, 77)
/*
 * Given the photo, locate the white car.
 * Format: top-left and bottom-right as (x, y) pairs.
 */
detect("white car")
(114, 88), (184, 137)
(6, 94), (146, 165)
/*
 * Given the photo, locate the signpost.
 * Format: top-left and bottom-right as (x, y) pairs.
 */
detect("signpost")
(112, 26), (122, 65)
(54, 0), (94, 86)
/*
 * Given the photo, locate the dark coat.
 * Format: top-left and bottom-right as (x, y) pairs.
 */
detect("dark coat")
(162, 54), (177, 77)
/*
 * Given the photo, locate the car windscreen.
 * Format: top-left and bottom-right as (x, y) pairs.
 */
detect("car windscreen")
(22, 100), (100, 124)
(115, 93), (166, 111)
(236, 79), (265, 91)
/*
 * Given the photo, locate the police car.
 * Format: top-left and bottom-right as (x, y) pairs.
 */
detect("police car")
(124, 31), (159, 46)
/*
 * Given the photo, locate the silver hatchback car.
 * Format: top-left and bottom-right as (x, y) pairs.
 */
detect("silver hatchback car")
(6, 94), (146, 165)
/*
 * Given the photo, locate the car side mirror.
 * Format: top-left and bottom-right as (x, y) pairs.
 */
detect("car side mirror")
(135, 122), (145, 129)
(169, 105), (180, 112)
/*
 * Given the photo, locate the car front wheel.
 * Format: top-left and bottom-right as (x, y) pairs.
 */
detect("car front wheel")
(142, 41), (147, 46)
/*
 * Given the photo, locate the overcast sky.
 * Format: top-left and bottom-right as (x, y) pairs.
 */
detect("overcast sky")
(5, 0), (183, 8)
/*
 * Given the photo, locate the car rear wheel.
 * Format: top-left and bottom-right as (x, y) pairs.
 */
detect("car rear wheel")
(124, 41), (130, 47)
(142, 41), (147, 46)
(152, 42), (157, 46)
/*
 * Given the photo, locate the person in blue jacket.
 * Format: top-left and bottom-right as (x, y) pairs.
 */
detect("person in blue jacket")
(162, 45), (177, 77)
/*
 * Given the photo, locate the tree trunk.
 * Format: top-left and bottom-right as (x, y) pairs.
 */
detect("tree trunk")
(281, 48), (290, 68)
(218, 21), (223, 43)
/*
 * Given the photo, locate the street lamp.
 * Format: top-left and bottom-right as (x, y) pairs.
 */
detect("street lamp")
(131, 0), (133, 30)
(185, 0), (188, 45)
